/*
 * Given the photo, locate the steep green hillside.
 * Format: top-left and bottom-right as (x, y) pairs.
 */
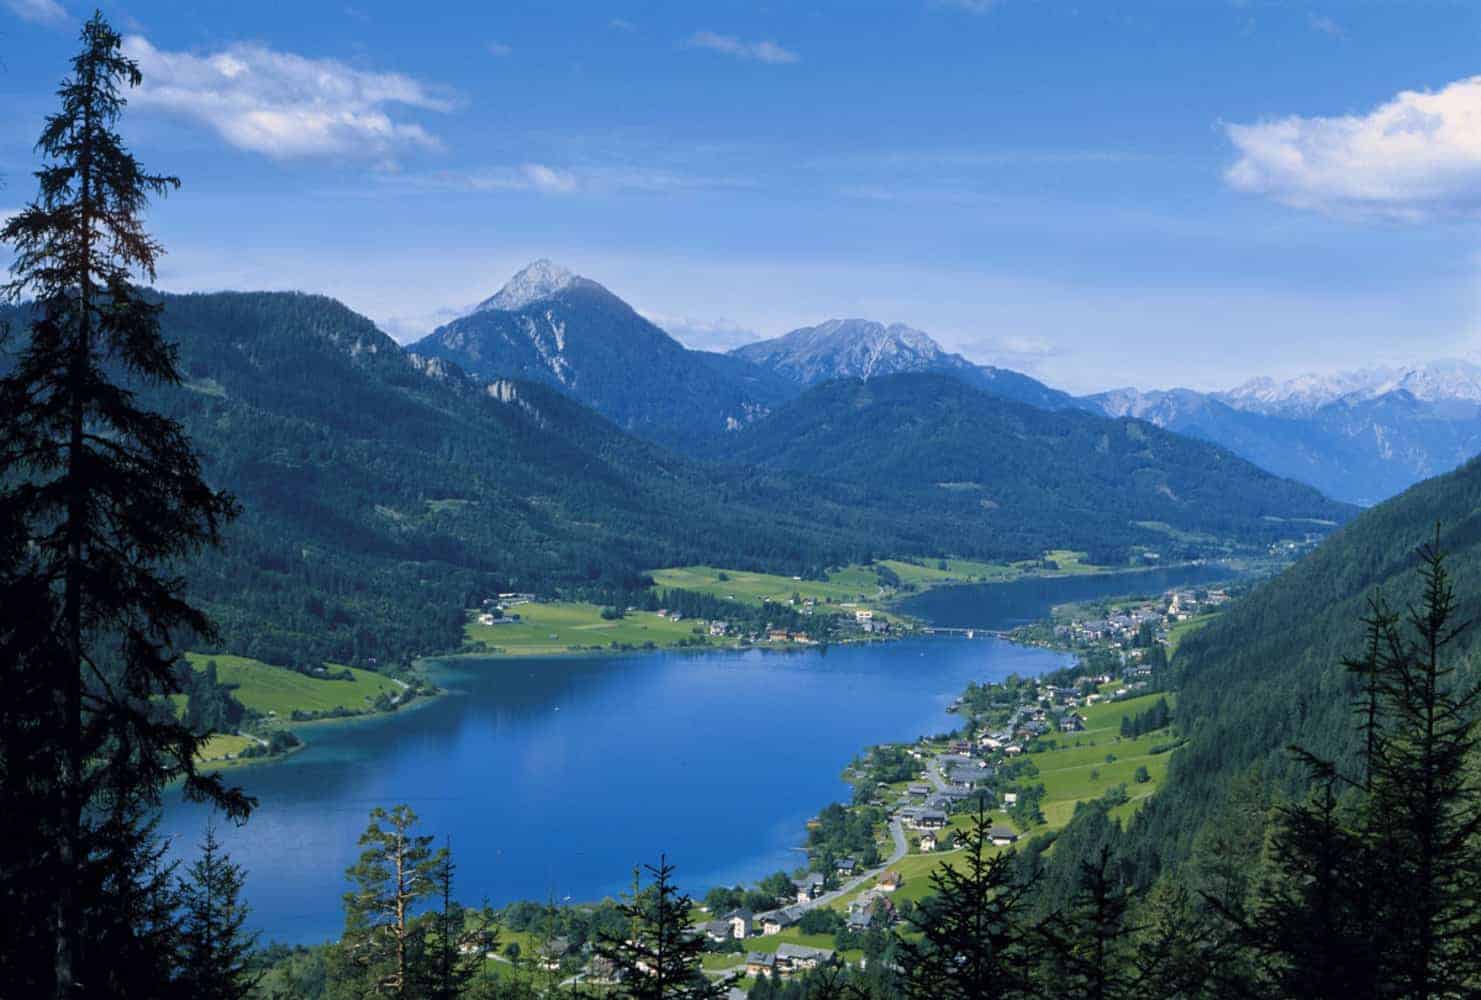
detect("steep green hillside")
(725, 373), (1353, 559)
(1114, 456), (1481, 877)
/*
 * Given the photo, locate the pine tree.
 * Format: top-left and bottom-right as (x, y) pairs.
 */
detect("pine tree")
(594, 856), (724, 1000)
(339, 805), (442, 998)
(1039, 846), (1141, 1000)
(0, 13), (247, 997)
(419, 839), (495, 1000)
(1237, 778), (1381, 1000)
(896, 802), (1039, 1000)
(1362, 536), (1481, 997)
(177, 825), (261, 1000)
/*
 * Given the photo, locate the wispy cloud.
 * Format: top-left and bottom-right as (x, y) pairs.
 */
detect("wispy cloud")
(388, 163), (752, 197)
(933, 0), (1003, 12)
(1224, 75), (1481, 220)
(5, 0), (70, 26)
(645, 312), (760, 351)
(609, 18), (635, 32)
(486, 41), (512, 57)
(686, 30), (798, 64)
(957, 333), (1061, 374)
(1308, 13), (1344, 38)
(120, 35), (455, 160)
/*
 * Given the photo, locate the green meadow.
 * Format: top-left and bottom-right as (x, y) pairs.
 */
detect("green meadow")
(463, 602), (706, 657)
(183, 652), (402, 718)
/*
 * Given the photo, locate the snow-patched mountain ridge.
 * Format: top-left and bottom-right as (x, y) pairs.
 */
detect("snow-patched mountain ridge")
(1221, 360), (1481, 416)
(475, 259), (578, 313)
(732, 318), (960, 383)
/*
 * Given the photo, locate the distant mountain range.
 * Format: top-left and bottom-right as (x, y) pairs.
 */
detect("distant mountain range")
(410, 261), (1078, 449)
(409, 259), (1481, 506)
(729, 318), (1080, 412)
(1088, 365), (1481, 505)
(409, 261), (793, 449)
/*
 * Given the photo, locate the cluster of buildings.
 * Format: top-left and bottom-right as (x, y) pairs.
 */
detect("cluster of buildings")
(475, 594), (534, 626)
(743, 943), (838, 979)
(1051, 586), (1229, 650)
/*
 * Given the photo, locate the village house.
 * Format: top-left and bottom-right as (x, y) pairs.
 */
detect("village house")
(745, 952), (777, 977)
(836, 857), (857, 877)
(990, 826), (1020, 847)
(915, 809), (948, 830)
(702, 919), (733, 944)
(918, 832), (938, 852)
(878, 870), (902, 892)
(725, 909), (754, 939)
(776, 943), (836, 974)
(759, 907), (803, 935)
(793, 875), (826, 904)
(709, 621), (728, 637)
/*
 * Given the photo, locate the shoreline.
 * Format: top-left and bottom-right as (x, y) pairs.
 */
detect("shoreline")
(189, 559), (1222, 776)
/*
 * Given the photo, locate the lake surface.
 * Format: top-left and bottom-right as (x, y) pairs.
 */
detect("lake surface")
(158, 565), (1232, 944)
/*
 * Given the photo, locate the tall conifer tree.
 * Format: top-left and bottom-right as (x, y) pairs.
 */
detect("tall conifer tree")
(595, 856), (723, 1000)
(178, 826), (261, 1000)
(0, 13), (248, 996)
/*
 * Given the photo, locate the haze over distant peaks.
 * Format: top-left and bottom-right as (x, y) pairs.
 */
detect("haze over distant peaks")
(732, 317), (1081, 412)
(1221, 359), (1481, 416)
(732, 318), (959, 383)
(475, 259), (580, 313)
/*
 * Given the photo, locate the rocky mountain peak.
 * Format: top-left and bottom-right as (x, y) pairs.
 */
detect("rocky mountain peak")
(476, 259), (577, 313)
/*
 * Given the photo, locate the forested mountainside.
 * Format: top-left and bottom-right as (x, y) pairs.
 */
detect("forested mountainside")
(725, 373), (1353, 559)
(0, 292), (910, 672)
(730, 318), (1082, 412)
(410, 261), (792, 449)
(1062, 453), (1481, 888)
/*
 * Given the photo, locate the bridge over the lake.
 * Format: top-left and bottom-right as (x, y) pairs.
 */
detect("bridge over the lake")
(921, 626), (1009, 639)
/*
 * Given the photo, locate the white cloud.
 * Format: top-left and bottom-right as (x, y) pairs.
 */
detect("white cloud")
(1308, 14), (1344, 38)
(1224, 76), (1481, 220)
(120, 35), (454, 160)
(645, 312), (760, 351)
(609, 18), (635, 32)
(486, 41), (512, 57)
(957, 333), (1061, 374)
(5, 0), (70, 25)
(686, 31), (798, 64)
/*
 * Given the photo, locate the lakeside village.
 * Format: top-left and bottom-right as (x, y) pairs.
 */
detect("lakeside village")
(451, 581), (1215, 993)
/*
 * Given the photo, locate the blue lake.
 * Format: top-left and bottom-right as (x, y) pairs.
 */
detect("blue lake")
(158, 565), (1233, 943)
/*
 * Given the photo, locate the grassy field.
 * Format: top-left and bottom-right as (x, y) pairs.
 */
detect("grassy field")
(651, 552), (1110, 615)
(183, 652), (402, 718)
(196, 732), (258, 761)
(648, 565), (885, 608)
(464, 602), (707, 657)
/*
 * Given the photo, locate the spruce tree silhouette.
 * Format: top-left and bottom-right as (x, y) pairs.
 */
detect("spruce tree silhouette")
(0, 12), (248, 997)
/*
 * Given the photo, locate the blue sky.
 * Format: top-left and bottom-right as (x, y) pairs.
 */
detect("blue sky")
(1, 0), (1478, 393)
